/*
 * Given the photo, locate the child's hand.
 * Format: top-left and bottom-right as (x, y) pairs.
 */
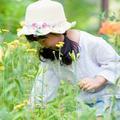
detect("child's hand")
(78, 76), (107, 92)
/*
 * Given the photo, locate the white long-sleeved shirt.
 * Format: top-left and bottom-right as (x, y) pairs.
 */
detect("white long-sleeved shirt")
(30, 31), (120, 105)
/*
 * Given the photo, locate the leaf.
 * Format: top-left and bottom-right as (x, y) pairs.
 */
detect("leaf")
(14, 79), (24, 95)
(1, 83), (16, 97)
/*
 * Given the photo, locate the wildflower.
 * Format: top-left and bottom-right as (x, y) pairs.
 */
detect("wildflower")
(25, 42), (31, 48)
(1, 29), (9, 33)
(23, 99), (29, 104)
(19, 42), (31, 49)
(14, 99), (29, 110)
(14, 103), (25, 110)
(0, 63), (4, 71)
(99, 21), (120, 35)
(26, 49), (37, 53)
(20, 21), (25, 27)
(0, 46), (4, 62)
(69, 50), (76, 61)
(17, 28), (22, 32)
(112, 22), (120, 34)
(8, 40), (20, 49)
(56, 42), (64, 48)
(99, 14), (120, 51)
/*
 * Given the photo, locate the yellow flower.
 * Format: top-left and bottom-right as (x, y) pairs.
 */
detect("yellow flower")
(16, 21), (24, 32)
(23, 99), (29, 104)
(26, 49), (37, 53)
(0, 64), (4, 71)
(19, 41), (31, 49)
(69, 50), (76, 61)
(11, 40), (20, 44)
(20, 21), (25, 27)
(56, 44), (61, 48)
(1, 29), (9, 33)
(17, 28), (22, 32)
(58, 42), (64, 45)
(25, 42), (31, 49)
(8, 40), (20, 49)
(0, 47), (4, 62)
(56, 42), (64, 48)
(14, 99), (29, 110)
(14, 103), (25, 110)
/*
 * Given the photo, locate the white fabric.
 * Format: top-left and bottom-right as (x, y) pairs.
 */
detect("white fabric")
(29, 31), (120, 107)
(17, 0), (76, 36)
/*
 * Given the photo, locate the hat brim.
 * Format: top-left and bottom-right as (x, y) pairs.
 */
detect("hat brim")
(17, 21), (76, 36)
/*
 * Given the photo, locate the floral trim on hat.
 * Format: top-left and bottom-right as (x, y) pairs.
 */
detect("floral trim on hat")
(17, 21), (76, 36)
(26, 22), (51, 35)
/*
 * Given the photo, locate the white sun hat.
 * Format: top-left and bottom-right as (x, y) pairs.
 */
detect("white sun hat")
(17, 0), (76, 36)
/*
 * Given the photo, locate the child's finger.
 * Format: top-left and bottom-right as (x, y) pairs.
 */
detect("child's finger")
(78, 80), (86, 89)
(86, 86), (96, 92)
(82, 84), (90, 91)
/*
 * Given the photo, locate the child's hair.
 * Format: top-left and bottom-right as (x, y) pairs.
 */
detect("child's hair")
(25, 33), (80, 65)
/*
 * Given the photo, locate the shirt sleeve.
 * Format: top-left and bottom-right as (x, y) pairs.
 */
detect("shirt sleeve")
(95, 38), (120, 84)
(29, 61), (60, 107)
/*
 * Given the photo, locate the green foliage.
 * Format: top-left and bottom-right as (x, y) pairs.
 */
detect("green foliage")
(0, 38), (39, 112)
(63, 0), (100, 31)
(0, 0), (37, 41)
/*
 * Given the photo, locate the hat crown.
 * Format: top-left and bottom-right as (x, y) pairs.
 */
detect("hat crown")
(17, 0), (76, 36)
(25, 0), (67, 25)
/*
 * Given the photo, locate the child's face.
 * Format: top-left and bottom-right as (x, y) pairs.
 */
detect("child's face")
(38, 33), (63, 49)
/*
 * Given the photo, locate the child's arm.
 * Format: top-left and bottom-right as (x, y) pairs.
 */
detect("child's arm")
(78, 37), (120, 91)
(95, 38), (120, 84)
(78, 76), (107, 91)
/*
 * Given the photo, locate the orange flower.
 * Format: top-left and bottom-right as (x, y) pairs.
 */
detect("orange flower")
(112, 22), (120, 34)
(99, 21), (120, 35)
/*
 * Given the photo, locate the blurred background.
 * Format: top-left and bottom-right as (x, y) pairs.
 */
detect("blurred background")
(0, 0), (120, 42)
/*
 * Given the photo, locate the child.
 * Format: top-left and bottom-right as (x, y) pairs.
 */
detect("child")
(18, 0), (120, 119)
